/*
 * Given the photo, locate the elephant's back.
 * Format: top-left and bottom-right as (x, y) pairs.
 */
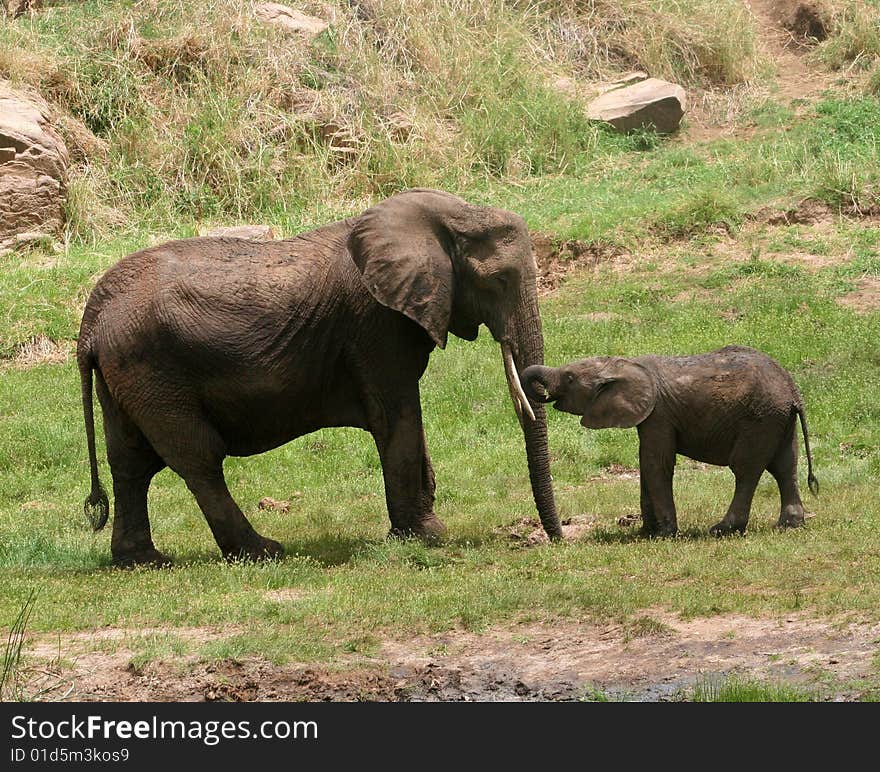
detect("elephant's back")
(648, 345), (802, 427)
(80, 222), (356, 355)
(704, 346), (802, 406)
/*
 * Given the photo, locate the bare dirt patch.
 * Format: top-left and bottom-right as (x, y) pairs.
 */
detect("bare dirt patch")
(756, 197), (836, 227)
(744, 0), (836, 103)
(595, 463), (640, 481)
(531, 232), (623, 294)
(837, 276), (880, 315)
(686, 1), (837, 143)
(26, 626), (236, 662)
(498, 515), (597, 546)
(24, 614), (880, 701)
(770, 0), (831, 44)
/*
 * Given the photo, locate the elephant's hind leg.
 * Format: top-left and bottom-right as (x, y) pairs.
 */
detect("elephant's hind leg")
(183, 470), (284, 562)
(710, 425), (776, 537)
(768, 423), (806, 529)
(137, 408), (284, 562)
(96, 378), (170, 567)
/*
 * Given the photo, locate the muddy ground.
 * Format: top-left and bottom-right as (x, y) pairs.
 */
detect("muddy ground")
(21, 612), (880, 702)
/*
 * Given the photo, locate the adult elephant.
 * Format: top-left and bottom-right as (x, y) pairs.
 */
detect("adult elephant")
(78, 189), (562, 566)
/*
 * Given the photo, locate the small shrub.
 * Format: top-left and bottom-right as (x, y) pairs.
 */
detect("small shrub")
(691, 675), (817, 702)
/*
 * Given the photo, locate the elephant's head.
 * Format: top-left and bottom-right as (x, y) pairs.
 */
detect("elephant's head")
(347, 188), (561, 539)
(521, 357), (657, 429)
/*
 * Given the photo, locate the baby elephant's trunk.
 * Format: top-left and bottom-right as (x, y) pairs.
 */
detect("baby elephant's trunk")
(520, 365), (556, 404)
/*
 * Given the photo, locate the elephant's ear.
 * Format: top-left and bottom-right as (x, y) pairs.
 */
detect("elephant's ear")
(581, 359), (656, 429)
(347, 190), (462, 349)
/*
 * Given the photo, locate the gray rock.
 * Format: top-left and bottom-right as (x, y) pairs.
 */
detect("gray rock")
(0, 82), (68, 254)
(254, 4), (329, 38)
(587, 78), (686, 134)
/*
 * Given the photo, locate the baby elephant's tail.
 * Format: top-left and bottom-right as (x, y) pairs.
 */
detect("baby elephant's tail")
(797, 405), (819, 496)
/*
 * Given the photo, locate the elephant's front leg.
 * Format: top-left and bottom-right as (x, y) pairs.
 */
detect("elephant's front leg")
(636, 423), (678, 537)
(638, 472), (660, 537)
(370, 394), (446, 542)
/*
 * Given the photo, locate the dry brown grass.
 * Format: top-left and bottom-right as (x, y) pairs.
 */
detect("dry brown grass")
(4, 335), (72, 369)
(1, 0), (765, 237)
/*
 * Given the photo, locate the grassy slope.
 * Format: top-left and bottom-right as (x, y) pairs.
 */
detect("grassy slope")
(1, 2), (880, 691)
(2, 0), (762, 237)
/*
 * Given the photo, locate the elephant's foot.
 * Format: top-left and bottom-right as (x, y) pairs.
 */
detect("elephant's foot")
(112, 546), (172, 569)
(776, 506), (805, 529)
(388, 514), (447, 545)
(709, 520), (747, 537)
(223, 535), (285, 563)
(640, 520), (677, 538)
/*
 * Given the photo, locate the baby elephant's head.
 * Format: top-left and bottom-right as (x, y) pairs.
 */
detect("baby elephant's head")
(520, 357), (656, 429)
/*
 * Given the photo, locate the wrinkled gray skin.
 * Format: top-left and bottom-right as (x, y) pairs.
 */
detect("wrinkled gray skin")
(522, 346), (818, 537)
(79, 189), (561, 567)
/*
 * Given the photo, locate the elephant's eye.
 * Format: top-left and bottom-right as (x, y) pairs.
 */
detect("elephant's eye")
(566, 373), (575, 384)
(496, 267), (519, 293)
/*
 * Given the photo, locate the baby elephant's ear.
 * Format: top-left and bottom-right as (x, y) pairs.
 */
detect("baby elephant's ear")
(581, 359), (656, 429)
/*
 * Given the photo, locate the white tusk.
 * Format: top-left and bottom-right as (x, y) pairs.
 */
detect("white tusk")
(502, 344), (536, 422)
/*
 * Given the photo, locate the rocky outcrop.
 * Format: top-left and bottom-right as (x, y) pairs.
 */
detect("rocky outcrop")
(587, 78), (686, 134)
(0, 83), (69, 254)
(254, 4), (329, 38)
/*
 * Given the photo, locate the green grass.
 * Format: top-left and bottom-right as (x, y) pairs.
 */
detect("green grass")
(476, 96), (880, 245)
(689, 675), (817, 702)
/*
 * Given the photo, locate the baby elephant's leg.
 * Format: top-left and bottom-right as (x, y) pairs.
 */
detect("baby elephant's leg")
(768, 426), (806, 529)
(710, 426), (777, 537)
(637, 429), (678, 537)
(709, 468), (762, 536)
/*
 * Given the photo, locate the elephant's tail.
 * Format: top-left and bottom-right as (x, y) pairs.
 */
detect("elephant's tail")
(796, 405), (819, 496)
(79, 347), (109, 530)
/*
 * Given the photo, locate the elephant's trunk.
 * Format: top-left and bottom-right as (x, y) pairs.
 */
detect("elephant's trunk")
(502, 276), (562, 541)
(520, 364), (556, 404)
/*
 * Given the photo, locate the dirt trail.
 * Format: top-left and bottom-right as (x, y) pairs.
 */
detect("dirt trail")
(743, 0), (836, 102)
(687, 0), (836, 142)
(20, 613), (880, 701)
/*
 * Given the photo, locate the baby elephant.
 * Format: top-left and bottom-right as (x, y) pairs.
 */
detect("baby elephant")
(521, 346), (818, 537)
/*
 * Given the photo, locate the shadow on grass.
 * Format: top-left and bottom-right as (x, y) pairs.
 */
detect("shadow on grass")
(588, 524), (721, 545)
(149, 535), (375, 569)
(283, 533), (379, 566)
(46, 531), (499, 576)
